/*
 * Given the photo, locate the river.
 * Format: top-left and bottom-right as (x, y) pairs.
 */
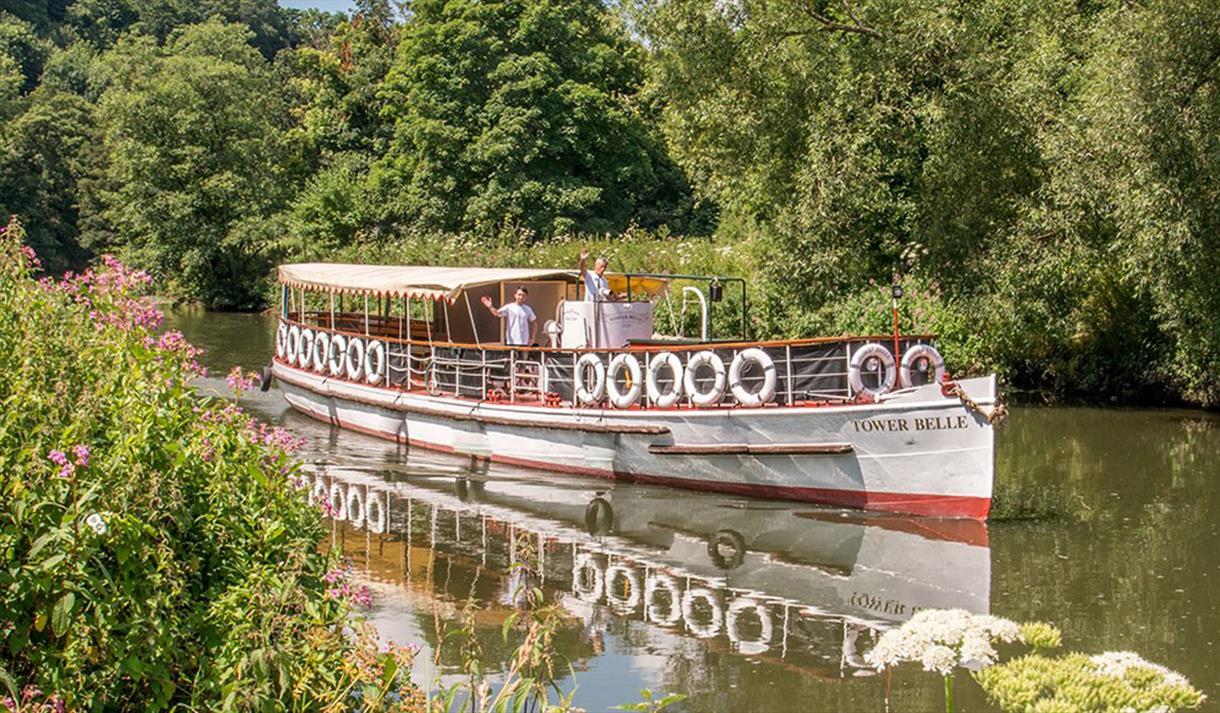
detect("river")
(168, 307), (1220, 712)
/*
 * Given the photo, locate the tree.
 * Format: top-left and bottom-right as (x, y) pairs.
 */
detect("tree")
(369, 0), (705, 237)
(94, 20), (304, 309)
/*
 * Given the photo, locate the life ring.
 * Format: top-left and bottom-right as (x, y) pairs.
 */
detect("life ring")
(899, 344), (946, 388)
(345, 337), (365, 381)
(366, 489), (387, 534)
(327, 334), (347, 377)
(585, 497), (614, 536)
(298, 328), (315, 368)
(604, 564), (642, 612)
(729, 348), (778, 406)
(646, 352), (684, 408)
(364, 340), (386, 385)
(681, 587), (723, 638)
(286, 325), (301, 364)
(328, 482), (347, 521)
(683, 350), (726, 407)
(572, 552), (605, 603)
(848, 343), (897, 397)
(276, 322), (287, 359)
(707, 529), (746, 570)
(606, 353), (643, 408)
(645, 573), (683, 626)
(346, 484), (365, 527)
(726, 597), (774, 653)
(312, 331), (330, 373)
(574, 353), (606, 406)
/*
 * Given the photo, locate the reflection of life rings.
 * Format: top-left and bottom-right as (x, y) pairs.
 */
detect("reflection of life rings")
(365, 489), (387, 534)
(276, 322), (287, 359)
(899, 344), (946, 388)
(310, 477), (327, 506)
(606, 353), (643, 408)
(728, 348), (778, 406)
(365, 340), (386, 384)
(572, 552), (605, 603)
(286, 325), (301, 364)
(604, 564), (642, 612)
(312, 331), (330, 373)
(327, 334), (347, 377)
(726, 597), (774, 653)
(684, 350), (726, 407)
(848, 343), (897, 397)
(346, 485), (365, 527)
(328, 482), (347, 521)
(299, 328), (315, 368)
(646, 352), (684, 408)
(574, 354), (606, 406)
(707, 529), (746, 570)
(585, 497), (614, 536)
(645, 573), (682, 626)
(682, 587), (723, 638)
(345, 338), (365, 381)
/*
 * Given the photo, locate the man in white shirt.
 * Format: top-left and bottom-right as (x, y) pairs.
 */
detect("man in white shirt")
(578, 248), (614, 301)
(481, 288), (537, 346)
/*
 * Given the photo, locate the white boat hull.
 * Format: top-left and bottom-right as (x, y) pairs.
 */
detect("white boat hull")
(272, 361), (996, 518)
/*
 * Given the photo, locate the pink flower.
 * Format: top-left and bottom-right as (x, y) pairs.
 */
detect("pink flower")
(48, 449), (75, 478)
(225, 366), (261, 393)
(73, 444), (90, 467)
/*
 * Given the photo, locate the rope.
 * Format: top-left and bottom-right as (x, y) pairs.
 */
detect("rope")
(942, 380), (1008, 426)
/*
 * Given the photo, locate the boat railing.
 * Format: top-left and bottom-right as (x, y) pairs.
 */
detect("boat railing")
(276, 314), (933, 408)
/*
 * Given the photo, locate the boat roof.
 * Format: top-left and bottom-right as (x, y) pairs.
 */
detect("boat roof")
(278, 263), (669, 301)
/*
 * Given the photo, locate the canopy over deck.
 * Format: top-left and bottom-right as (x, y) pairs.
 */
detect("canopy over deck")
(278, 263), (669, 301)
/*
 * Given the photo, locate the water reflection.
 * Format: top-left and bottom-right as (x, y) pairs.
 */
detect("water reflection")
(306, 458), (990, 694)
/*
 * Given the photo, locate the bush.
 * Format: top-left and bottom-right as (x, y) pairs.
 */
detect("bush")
(0, 218), (420, 709)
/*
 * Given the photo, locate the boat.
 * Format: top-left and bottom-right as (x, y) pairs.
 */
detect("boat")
(269, 263), (1004, 518)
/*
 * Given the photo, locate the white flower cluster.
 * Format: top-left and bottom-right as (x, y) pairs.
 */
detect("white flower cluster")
(1090, 651), (1189, 688)
(864, 609), (1021, 676)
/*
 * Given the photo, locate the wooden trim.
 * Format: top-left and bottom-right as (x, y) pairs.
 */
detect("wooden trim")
(274, 367), (670, 436)
(649, 443), (853, 456)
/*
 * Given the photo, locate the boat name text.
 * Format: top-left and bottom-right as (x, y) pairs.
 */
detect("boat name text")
(851, 415), (970, 432)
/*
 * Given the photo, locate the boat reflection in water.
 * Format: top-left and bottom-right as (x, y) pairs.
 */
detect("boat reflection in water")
(306, 455), (990, 685)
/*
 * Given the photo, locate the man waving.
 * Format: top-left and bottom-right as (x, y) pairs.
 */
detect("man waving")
(481, 288), (537, 346)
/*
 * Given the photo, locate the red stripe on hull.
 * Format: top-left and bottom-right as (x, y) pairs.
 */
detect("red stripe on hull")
(287, 400), (991, 521)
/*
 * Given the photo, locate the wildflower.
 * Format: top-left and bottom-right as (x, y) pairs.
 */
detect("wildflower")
(865, 609), (1024, 674)
(85, 512), (108, 535)
(48, 449), (75, 479)
(73, 444), (90, 467)
(226, 365), (260, 393)
(1089, 651), (1189, 687)
(324, 568), (347, 585)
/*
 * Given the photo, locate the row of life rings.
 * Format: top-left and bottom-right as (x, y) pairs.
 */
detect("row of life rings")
(848, 343), (946, 398)
(307, 477), (388, 534)
(572, 555), (774, 650)
(277, 323), (386, 385)
(574, 348), (778, 408)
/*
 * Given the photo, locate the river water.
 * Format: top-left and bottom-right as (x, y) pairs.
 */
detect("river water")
(168, 308), (1220, 712)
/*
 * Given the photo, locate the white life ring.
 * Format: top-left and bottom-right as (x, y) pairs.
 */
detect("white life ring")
(574, 354), (606, 406)
(848, 343), (897, 397)
(345, 485), (365, 528)
(645, 573), (683, 626)
(729, 348), (778, 406)
(298, 328), (315, 368)
(683, 351), (726, 408)
(286, 325), (301, 364)
(604, 564), (642, 612)
(606, 353), (643, 408)
(345, 337), (365, 381)
(328, 482), (347, 521)
(364, 340), (386, 385)
(726, 597), (774, 653)
(646, 352), (684, 408)
(899, 344), (946, 388)
(572, 552), (605, 603)
(312, 331), (330, 372)
(327, 334), (347, 377)
(681, 587), (723, 638)
(276, 322), (287, 359)
(366, 490), (387, 534)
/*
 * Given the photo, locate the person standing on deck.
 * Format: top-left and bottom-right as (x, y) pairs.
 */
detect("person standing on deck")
(481, 288), (537, 346)
(578, 248), (614, 301)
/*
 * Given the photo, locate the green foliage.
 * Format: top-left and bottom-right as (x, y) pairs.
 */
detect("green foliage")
(94, 20), (305, 309)
(0, 218), (421, 708)
(0, 12), (48, 93)
(613, 688), (687, 712)
(974, 652), (1207, 712)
